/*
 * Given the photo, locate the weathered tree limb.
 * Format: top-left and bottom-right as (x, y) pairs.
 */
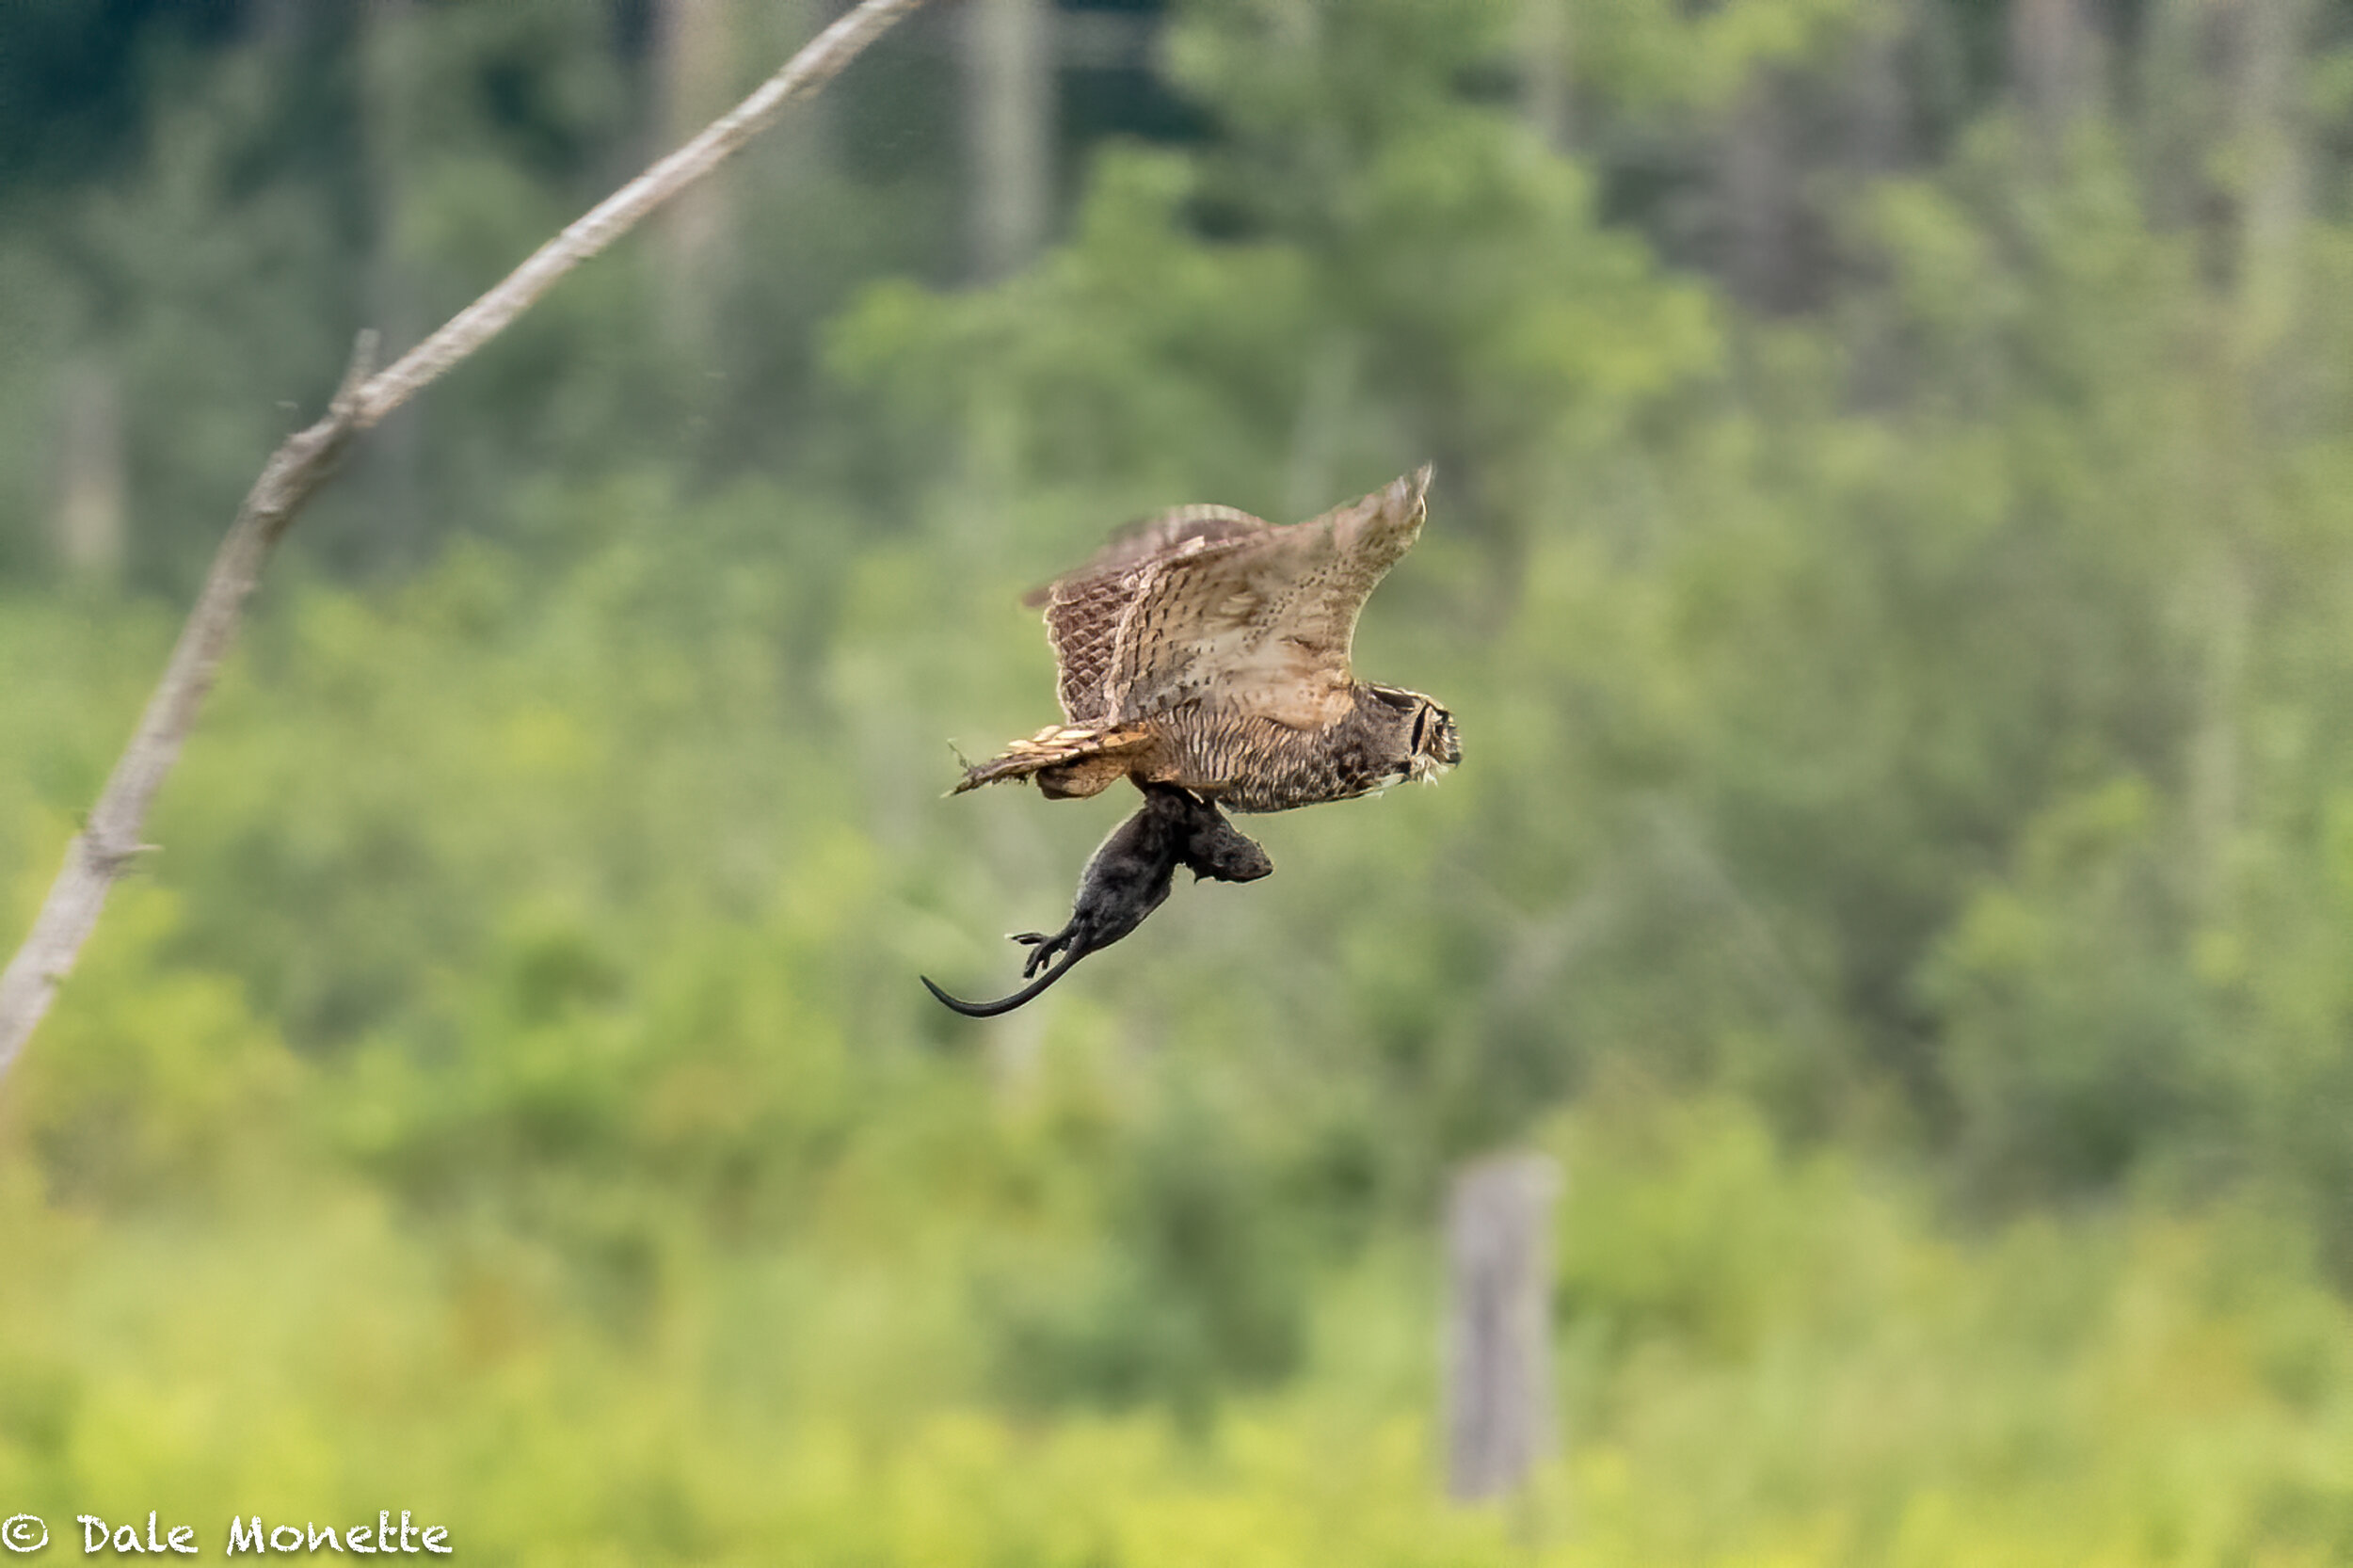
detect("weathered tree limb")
(0, 0), (934, 1079)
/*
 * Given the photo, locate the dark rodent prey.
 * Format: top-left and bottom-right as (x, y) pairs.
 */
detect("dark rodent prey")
(922, 785), (1271, 1018)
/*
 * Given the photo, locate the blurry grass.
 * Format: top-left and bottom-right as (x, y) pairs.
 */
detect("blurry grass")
(5, 894), (2351, 1565)
(4, 536), (2352, 1563)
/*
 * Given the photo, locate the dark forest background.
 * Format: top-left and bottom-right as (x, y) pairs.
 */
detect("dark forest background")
(7, 0), (2353, 1560)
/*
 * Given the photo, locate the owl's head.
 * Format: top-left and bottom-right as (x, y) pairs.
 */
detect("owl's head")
(1368, 685), (1462, 784)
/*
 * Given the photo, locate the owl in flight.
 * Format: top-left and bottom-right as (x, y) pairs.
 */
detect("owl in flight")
(954, 465), (1462, 812)
(928, 467), (1461, 1016)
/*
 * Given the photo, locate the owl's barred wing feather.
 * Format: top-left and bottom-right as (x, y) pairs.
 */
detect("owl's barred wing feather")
(1032, 505), (1276, 725)
(950, 721), (1156, 795)
(1022, 504), (1275, 610)
(1043, 467), (1431, 730)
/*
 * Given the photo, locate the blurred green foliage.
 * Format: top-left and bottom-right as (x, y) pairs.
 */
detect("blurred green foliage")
(8, 0), (2353, 1558)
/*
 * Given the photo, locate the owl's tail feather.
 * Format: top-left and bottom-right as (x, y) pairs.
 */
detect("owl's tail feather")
(951, 723), (1156, 798)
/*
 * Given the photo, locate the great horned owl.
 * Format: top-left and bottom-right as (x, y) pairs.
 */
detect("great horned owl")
(953, 467), (1462, 813)
(922, 784), (1273, 1016)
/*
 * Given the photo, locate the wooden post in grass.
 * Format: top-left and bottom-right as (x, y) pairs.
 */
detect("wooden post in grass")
(1444, 1151), (1561, 1504)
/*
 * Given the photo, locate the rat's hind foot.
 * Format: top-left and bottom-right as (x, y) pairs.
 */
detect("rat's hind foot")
(1011, 923), (1079, 978)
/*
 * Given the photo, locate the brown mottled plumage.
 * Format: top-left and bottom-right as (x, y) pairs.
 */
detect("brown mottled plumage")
(952, 467), (1462, 813)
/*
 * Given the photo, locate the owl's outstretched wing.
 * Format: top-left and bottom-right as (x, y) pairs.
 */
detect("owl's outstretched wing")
(1035, 467), (1431, 731)
(1026, 503), (1276, 726)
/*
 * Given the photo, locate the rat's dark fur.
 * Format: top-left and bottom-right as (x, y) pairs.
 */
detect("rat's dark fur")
(922, 785), (1271, 1018)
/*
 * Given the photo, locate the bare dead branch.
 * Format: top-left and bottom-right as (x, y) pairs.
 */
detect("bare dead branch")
(0, 0), (933, 1079)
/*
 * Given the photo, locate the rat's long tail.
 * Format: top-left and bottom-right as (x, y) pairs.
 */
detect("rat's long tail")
(920, 948), (1084, 1018)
